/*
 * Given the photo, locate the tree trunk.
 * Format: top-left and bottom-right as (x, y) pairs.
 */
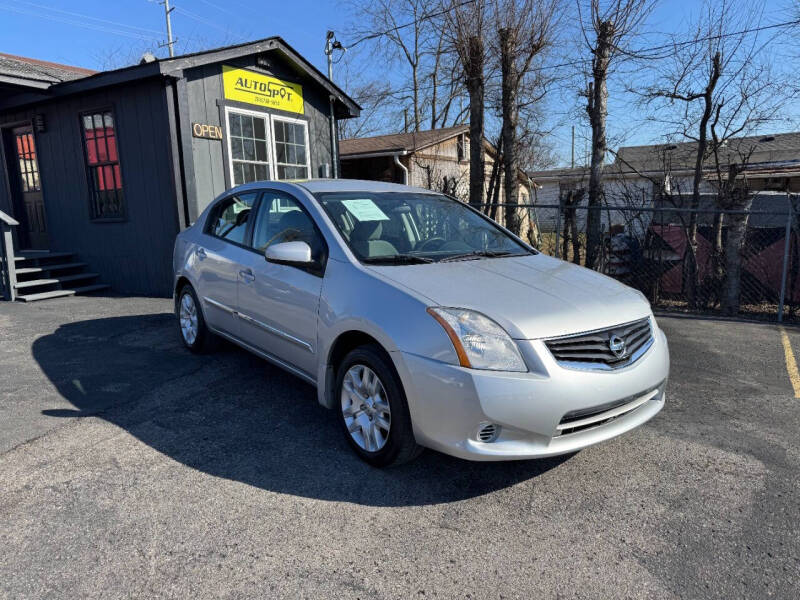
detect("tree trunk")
(466, 35), (485, 210)
(722, 191), (754, 315)
(486, 135), (503, 219)
(684, 51), (721, 309)
(499, 28), (521, 235)
(585, 21), (613, 270)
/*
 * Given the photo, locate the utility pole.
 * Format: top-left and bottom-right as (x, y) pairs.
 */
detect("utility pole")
(160, 0), (176, 58)
(571, 126), (575, 169)
(324, 31), (345, 179)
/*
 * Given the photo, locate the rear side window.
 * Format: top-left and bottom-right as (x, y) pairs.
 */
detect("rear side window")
(207, 192), (259, 244)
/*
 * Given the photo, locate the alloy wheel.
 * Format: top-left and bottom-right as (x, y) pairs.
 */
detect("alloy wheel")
(341, 364), (391, 452)
(179, 292), (199, 345)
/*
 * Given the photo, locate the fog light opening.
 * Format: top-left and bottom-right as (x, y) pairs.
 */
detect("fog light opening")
(476, 422), (501, 443)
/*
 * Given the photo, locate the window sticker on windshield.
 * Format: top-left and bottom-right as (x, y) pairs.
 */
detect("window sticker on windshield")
(341, 199), (390, 222)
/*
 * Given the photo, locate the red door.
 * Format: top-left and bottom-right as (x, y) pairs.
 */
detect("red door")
(10, 125), (48, 249)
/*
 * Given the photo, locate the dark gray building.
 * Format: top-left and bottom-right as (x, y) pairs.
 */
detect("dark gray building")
(0, 39), (359, 299)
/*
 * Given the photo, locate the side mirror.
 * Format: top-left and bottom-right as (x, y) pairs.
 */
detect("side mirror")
(265, 241), (313, 266)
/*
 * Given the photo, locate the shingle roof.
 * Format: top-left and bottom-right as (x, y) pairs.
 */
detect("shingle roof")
(0, 52), (95, 85)
(614, 132), (800, 173)
(340, 125), (469, 157)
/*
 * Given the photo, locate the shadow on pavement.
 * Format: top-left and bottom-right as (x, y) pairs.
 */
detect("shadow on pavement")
(32, 313), (570, 506)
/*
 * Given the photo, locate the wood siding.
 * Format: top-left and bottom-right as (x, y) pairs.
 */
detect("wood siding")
(183, 56), (335, 221)
(0, 77), (179, 296)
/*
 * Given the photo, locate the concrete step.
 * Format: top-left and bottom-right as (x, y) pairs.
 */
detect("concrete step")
(16, 262), (87, 275)
(13, 273), (99, 290)
(16, 283), (110, 302)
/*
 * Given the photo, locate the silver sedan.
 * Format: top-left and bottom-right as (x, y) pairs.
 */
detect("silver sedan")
(173, 180), (669, 466)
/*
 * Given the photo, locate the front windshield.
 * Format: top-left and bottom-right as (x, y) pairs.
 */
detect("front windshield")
(314, 191), (532, 264)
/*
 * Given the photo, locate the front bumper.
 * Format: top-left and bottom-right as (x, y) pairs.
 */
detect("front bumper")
(394, 327), (669, 461)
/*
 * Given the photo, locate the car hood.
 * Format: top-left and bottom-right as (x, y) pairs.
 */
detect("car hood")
(368, 253), (652, 340)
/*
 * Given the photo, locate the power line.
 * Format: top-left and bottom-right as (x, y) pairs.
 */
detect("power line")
(196, 0), (239, 19)
(347, 0), (476, 49)
(173, 5), (235, 35)
(5, 0), (162, 34)
(0, 3), (159, 40)
(352, 16), (800, 102)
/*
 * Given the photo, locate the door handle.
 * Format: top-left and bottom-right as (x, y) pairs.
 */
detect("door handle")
(195, 247), (207, 260)
(239, 269), (255, 283)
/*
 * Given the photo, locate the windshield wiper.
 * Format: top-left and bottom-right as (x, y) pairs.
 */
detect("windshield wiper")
(362, 254), (434, 265)
(439, 250), (518, 263)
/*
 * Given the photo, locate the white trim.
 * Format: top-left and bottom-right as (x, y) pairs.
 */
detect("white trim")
(270, 113), (312, 180)
(224, 105), (275, 184)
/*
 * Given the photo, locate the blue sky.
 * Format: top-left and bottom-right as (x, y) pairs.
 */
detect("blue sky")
(2, 0), (796, 166)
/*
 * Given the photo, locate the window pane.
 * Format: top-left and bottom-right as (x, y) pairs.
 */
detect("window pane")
(227, 111), (270, 185)
(255, 140), (268, 162)
(243, 139), (256, 161)
(229, 113), (242, 137)
(254, 117), (266, 140)
(86, 139), (98, 165)
(82, 110), (125, 219)
(242, 116), (253, 138)
(297, 145), (306, 165)
(231, 137), (243, 160)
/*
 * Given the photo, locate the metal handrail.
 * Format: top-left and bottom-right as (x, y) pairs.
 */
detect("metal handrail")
(0, 210), (18, 301)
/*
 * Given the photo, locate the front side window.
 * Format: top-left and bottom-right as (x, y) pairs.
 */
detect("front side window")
(273, 118), (309, 180)
(251, 191), (326, 269)
(228, 111), (270, 185)
(81, 110), (124, 220)
(208, 192), (259, 245)
(316, 192), (532, 263)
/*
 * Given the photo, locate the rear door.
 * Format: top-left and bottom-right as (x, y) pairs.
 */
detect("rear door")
(194, 191), (259, 337)
(236, 189), (326, 379)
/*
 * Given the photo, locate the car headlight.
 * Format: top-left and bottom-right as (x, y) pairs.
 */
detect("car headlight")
(427, 307), (527, 372)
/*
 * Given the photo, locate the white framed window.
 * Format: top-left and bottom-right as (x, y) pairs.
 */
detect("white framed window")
(225, 106), (273, 185)
(270, 115), (311, 180)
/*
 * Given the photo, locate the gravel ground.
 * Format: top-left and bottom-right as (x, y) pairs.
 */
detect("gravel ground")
(0, 295), (798, 599)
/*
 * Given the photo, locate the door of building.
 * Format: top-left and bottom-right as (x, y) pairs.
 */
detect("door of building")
(8, 125), (47, 249)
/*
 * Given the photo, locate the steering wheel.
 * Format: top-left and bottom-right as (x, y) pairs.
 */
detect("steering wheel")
(417, 237), (447, 252)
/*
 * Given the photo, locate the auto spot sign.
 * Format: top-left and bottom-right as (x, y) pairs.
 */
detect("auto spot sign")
(222, 65), (304, 114)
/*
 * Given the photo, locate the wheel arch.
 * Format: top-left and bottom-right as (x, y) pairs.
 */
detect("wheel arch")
(173, 276), (192, 312)
(320, 329), (400, 410)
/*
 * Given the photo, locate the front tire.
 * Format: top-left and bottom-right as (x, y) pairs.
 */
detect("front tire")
(336, 345), (422, 467)
(176, 284), (218, 353)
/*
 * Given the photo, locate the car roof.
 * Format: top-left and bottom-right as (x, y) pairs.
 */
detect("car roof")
(226, 179), (439, 197)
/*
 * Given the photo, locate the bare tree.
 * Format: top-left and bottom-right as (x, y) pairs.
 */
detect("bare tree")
(579, 0), (656, 268)
(444, 0), (489, 209)
(493, 0), (562, 235)
(345, 0), (440, 132)
(642, 0), (791, 312)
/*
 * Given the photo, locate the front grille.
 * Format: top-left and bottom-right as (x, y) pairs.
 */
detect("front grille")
(545, 317), (653, 370)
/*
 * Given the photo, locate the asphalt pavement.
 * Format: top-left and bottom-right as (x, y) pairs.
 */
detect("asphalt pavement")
(0, 296), (798, 599)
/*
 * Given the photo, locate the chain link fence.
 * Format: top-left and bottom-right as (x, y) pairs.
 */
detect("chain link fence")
(484, 193), (798, 323)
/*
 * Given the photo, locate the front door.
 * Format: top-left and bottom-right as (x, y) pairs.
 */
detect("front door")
(237, 190), (325, 379)
(8, 126), (47, 249)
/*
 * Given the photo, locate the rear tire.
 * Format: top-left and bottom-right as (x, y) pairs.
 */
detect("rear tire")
(176, 284), (218, 354)
(336, 344), (423, 467)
